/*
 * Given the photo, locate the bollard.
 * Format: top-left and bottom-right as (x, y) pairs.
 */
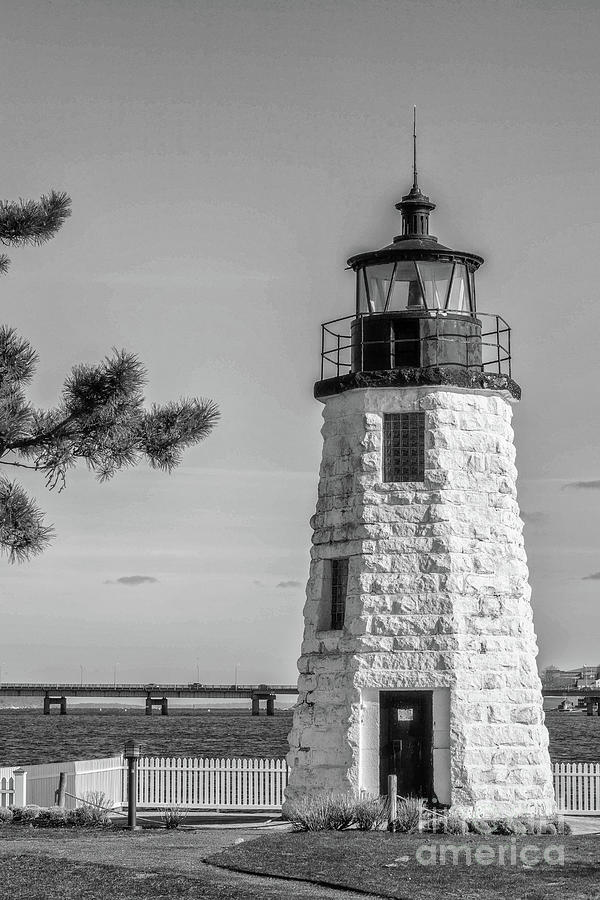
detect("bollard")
(387, 774), (398, 828)
(124, 740), (142, 830)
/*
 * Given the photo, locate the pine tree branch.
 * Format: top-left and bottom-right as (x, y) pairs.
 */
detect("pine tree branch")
(0, 191), (71, 247)
(8, 413), (77, 451)
(0, 327), (38, 384)
(0, 191), (71, 274)
(0, 477), (54, 563)
(0, 460), (42, 471)
(0, 338), (219, 559)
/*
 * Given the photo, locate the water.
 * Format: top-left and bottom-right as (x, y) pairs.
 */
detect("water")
(544, 709), (600, 762)
(0, 709), (293, 767)
(1, 707), (598, 768)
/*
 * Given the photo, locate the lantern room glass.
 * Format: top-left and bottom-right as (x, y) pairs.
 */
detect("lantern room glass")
(358, 261), (475, 315)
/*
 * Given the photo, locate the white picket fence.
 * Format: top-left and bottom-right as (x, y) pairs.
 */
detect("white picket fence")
(0, 768), (15, 807)
(553, 762), (600, 816)
(0, 756), (289, 811)
(1, 757), (598, 815)
(137, 757), (289, 809)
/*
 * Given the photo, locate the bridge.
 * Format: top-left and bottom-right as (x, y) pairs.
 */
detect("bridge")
(0, 683), (298, 716)
(542, 687), (600, 716)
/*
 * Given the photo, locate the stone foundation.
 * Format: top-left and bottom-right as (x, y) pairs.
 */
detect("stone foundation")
(285, 386), (556, 819)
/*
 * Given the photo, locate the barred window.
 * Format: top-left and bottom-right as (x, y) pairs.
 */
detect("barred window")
(330, 558), (348, 630)
(383, 412), (425, 482)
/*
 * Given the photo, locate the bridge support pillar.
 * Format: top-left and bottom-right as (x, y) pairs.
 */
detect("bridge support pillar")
(587, 699), (595, 716)
(266, 695), (275, 716)
(44, 694), (67, 715)
(251, 695), (260, 716)
(146, 696), (167, 716)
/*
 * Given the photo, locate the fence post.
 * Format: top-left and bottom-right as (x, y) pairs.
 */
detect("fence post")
(387, 774), (397, 828)
(54, 772), (67, 807)
(13, 769), (27, 807)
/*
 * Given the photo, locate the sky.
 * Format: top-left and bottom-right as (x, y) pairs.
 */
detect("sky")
(0, 0), (599, 684)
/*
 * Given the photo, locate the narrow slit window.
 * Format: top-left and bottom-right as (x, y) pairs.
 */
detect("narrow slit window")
(330, 558), (348, 630)
(383, 412), (425, 483)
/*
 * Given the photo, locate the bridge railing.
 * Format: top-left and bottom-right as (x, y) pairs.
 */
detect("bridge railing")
(0, 682), (298, 692)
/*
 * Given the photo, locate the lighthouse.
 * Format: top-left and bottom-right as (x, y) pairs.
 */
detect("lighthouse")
(285, 132), (556, 820)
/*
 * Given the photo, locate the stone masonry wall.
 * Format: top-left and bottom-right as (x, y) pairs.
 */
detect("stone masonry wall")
(285, 386), (556, 819)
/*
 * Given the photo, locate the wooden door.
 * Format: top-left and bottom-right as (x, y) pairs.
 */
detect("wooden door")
(379, 691), (433, 798)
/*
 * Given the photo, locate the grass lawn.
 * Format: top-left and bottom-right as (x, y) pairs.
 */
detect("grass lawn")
(0, 827), (368, 900)
(208, 831), (600, 900)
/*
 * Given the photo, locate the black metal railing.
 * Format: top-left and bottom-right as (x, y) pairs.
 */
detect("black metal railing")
(320, 311), (511, 380)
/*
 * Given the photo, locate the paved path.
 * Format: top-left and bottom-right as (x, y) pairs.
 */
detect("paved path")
(566, 815), (600, 835)
(0, 827), (383, 899)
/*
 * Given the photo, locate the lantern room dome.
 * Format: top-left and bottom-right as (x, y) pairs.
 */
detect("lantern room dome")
(348, 112), (483, 317)
(347, 179), (483, 319)
(347, 240), (484, 270)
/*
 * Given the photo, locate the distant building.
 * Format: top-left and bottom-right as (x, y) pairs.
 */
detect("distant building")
(541, 665), (600, 690)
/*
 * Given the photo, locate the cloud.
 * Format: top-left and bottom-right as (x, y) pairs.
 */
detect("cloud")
(521, 511), (546, 525)
(564, 480), (600, 490)
(276, 580), (302, 589)
(582, 572), (600, 581)
(105, 575), (159, 587)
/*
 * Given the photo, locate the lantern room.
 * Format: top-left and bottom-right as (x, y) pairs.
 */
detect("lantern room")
(356, 257), (476, 317)
(317, 125), (513, 395)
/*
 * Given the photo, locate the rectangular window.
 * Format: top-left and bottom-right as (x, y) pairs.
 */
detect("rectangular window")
(383, 412), (425, 483)
(330, 558), (348, 630)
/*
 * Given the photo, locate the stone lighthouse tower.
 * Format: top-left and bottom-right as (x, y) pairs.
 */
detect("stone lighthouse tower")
(286, 138), (556, 819)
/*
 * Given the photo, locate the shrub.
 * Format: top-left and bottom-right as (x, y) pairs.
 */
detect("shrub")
(163, 806), (187, 829)
(12, 805), (41, 824)
(388, 797), (426, 834)
(0, 807), (13, 824)
(555, 817), (572, 835)
(492, 819), (521, 836)
(469, 817), (568, 836)
(468, 819), (493, 836)
(284, 792), (356, 831)
(35, 807), (68, 828)
(354, 796), (388, 831)
(521, 816), (544, 835)
(424, 813), (469, 835)
(66, 806), (110, 827)
(66, 792), (112, 827)
(448, 815), (469, 835)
